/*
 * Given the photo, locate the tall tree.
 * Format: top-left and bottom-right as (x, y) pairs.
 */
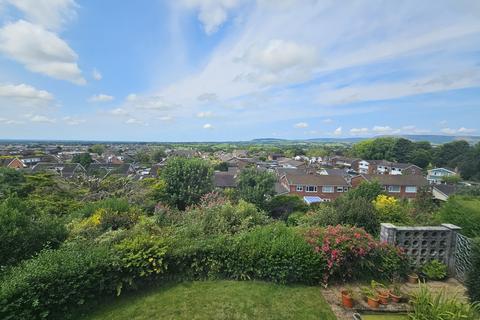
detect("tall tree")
(160, 157), (213, 210)
(72, 153), (93, 168)
(392, 138), (414, 163)
(236, 168), (276, 210)
(432, 140), (471, 167)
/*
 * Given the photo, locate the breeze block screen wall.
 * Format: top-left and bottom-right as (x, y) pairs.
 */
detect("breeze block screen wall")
(380, 223), (462, 275)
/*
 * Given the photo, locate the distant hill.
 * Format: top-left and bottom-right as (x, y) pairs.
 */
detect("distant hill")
(251, 135), (480, 145)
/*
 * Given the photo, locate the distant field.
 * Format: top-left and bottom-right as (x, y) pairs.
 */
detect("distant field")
(79, 280), (336, 320)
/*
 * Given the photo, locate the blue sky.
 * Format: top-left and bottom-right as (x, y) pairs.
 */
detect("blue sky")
(0, 0), (479, 141)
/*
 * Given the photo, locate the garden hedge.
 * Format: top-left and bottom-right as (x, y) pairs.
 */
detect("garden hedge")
(0, 225), (408, 320)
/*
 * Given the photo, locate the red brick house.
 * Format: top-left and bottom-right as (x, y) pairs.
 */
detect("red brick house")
(0, 157), (25, 169)
(279, 172), (349, 202)
(351, 174), (428, 199)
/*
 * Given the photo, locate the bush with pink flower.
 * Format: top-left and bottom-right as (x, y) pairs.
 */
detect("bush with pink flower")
(302, 225), (409, 283)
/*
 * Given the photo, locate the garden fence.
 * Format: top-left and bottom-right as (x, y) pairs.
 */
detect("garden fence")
(380, 223), (473, 282)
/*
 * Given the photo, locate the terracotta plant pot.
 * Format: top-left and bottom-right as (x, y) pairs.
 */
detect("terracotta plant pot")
(408, 274), (419, 284)
(378, 292), (389, 305)
(367, 297), (380, 309)
(341, 291), (354, 308)
(390, 293), (401, 303)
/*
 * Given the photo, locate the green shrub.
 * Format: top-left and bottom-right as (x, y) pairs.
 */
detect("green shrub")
(302, 225), (409, 283)
(297, 204), (338, 227)
(267, 195), (308, 220)
(0, 197), (67, 268)
(422, 259), (447, 280)
(286, 211), (305, 226)
(73, 198), (131, 218)
(409, 283), (480, 320)
(466, 238), (480, 302)
(180, 200), (270, 236)
(226, 224), (325, 284)
(437, 196), (480, 237)
(115, 234), (168, 281)
(0, 243), (121, 320)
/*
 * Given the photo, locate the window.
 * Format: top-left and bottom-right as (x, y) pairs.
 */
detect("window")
(322, 186), (334, 193)
(305, 185), (317, 192)
(336, 186), (344, 192)
(296, 185), (303, 192)
(405, 186), (417, 193)
(388, 185), (401, 193)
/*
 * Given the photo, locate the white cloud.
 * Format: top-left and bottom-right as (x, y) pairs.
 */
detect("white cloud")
(203, 123), (213, 129)
(322, 118), (333, 123)
(457, 127), (476, 134)
(197, 92), (218, 102)
(92, 68), (102, 81)
(372, 126), (394, 133)
(3, 0), (77, 31)
(27, 114), (56, 123)
(110, 108), (129, 116)
(125, 94), (176, 110)
(0, 83), (53, 101)
(441, 128), (456, 135)
(294, 122), (308, 128)
(441, 127), (477, 135)
(89, 94), (114, 103)
(157, 116), (173, 121)
(125, 118), (147, 126)
(182, 0), (241, 35)
(350, 127), (369, 135)
(333, 126), (342, 135)
(0, 20), (85, 84)
(197, 111), (213, 118)
(63, 116), (85, 125)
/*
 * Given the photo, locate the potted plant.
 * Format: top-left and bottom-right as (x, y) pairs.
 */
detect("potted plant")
(389, 284), (403, 303)
(371, 280), (389, 304)
(340, 287), (354, 308)
(421, 259), (447, 281)
(361, 287), (379, 309)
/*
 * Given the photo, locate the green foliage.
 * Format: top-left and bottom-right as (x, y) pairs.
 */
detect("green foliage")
(392, 138), (415, 163)
(227, 224), (325, 284)
(302, 225), (409, 283)
(433, 140), (471, 168)
(72, 153), (93, 168)
(334, 196), (380, 235)
(0, 243), (122, 320)
(437, 196), (480, 237)
(347, 180), (385, 202)
(88, 144), (105, 155)
(442, 175), (461, 184)
(266, 194), (308, 220)
(0, 168), (27, 198)
(180, 200), (270, 236)
(409, 283), (480, 320)
(150, 147), (166, 162)
(421, 259), (447, 280)
(297, 204), (338, 227)
(160, 157), (213, 210)
(115, 235), (168, 280)
(213, 161), (229, 172)
(466, 238), (480, 302)
(409, 149), (431, 169)
(73, 197), (131, 218)
(351, 137), (396, 160)
(236, 168), (276, 210)
(0, 197), (67, 268)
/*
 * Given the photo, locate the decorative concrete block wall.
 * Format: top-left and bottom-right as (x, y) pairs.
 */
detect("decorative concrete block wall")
(380, 223), (461, 275)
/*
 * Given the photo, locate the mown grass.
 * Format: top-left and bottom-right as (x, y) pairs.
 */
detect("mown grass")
(79, 280), (336, 320)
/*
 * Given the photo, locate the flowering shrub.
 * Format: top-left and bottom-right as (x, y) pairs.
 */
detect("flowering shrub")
(302, 225), (408, 283)
(373, 194), (411, 224)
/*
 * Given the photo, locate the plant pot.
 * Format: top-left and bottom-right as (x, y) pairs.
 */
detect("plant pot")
(378, 292), (389, 305)
(341, 291), (354, 308)
(367, 297), (380, 309)
(408, 274), (419, 284)
(390, 293), (401, 303)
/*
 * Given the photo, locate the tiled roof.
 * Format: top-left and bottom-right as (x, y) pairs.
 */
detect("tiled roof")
(359, 174), (428, 186)
(284, 173), (349, 186)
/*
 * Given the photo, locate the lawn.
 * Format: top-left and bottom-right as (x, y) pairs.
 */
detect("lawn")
(79, 280), (337, 320)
